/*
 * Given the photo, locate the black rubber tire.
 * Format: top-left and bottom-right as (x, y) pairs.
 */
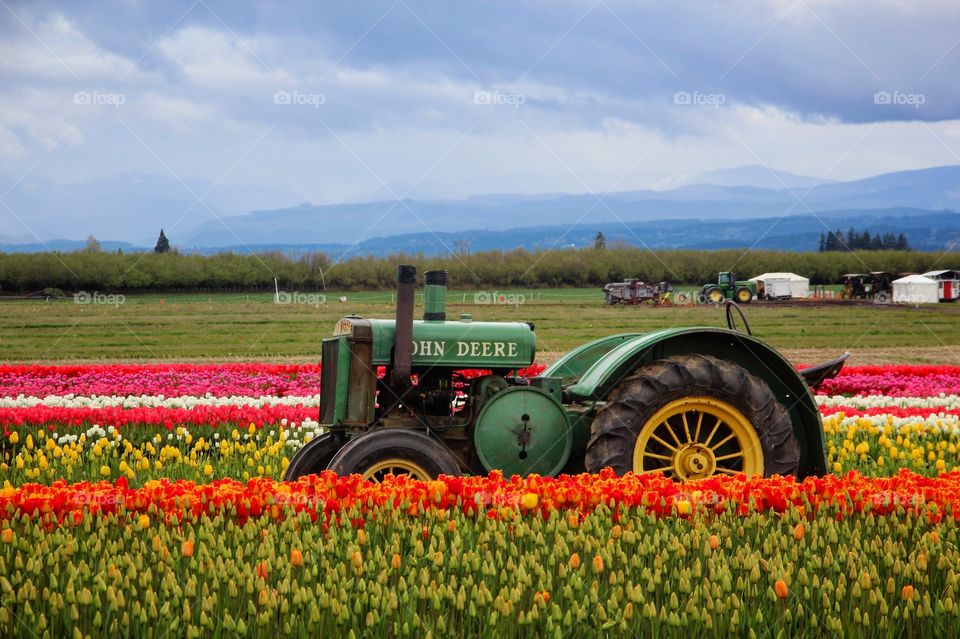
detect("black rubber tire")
(735, 287), (753, 303)
(703, 287), (724, 304)
(327, 429), (462, 479)
(585, 354), (799, 477)
(282, 432), (344, 481)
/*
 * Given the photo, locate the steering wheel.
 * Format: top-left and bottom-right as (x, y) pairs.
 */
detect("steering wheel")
(724, 300), (752, 336)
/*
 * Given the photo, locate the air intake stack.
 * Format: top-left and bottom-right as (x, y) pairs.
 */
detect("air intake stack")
(423, 269), (448, 322)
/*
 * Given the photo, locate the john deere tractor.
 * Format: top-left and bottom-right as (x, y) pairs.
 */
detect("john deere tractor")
(284, 265), (846, 483)
(698, 272), (757, 304)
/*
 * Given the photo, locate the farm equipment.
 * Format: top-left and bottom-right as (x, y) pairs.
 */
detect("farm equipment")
(602, 279), (673, 305)
(842, 272), (895, 302)
(285, 265), (847, 484)
(698, 272), (756, 304)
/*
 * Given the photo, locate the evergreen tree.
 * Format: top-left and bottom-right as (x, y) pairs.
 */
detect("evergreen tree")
(84, 235), (101, 252)
(896, 233), (909, 250)
(594, 232), (606, 250)
(155, 229), (171, 254)
(818, 232), (826, 253)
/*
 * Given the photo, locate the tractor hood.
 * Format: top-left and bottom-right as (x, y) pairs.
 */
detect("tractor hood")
(333, 316), (536, 369)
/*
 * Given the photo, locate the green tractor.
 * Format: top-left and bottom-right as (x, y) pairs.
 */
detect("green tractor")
(284, 265), (847, 483)
(698, 271), (757, 304)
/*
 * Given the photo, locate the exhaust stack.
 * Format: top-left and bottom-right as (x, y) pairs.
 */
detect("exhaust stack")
(392, 264), (416, 387)
(423, 269), (448, 322)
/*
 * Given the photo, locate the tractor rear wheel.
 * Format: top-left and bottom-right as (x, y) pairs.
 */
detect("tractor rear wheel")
(704, 287), (724, 304)
(735, 287), (753, 303)
(327, 429), (462, 482)
(282, 432), (344, 481)
(585, 354), (799, 479)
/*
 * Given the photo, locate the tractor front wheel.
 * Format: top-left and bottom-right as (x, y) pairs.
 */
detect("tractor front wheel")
(702, 287), (724, 304)
(735, 287), (753, 303)
(584, 354), (799, 479)
(327, 429), (462, 482)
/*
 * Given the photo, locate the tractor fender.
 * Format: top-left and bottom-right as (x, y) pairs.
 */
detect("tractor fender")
(561, 327), (826, 477)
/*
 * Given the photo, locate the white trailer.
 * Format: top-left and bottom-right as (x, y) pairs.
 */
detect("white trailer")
(761, 277), (793, 300)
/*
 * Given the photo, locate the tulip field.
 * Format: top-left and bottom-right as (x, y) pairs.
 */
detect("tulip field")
(2, 362), (960, 636)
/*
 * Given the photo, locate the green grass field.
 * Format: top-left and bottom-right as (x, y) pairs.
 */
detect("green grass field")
(1, 288), (957, 364)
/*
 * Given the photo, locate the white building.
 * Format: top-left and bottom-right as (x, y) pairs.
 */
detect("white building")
(892, 274), (940, 304)
(747, 272), (810, 299)
(921, 270), (960, 302)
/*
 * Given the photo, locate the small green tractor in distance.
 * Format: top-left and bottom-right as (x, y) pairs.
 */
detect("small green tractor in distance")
(284, 266), (848, 484)
(698, 272), (757, 304)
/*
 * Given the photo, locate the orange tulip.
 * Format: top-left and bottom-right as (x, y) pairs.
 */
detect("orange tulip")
(181, 540), (194, 558)
(902, 584), (915, 601)
(351, 551), (363, 569)
(290, 548), (303, 567)
(774, 580), (788, 599)
(256, 560), (268, 579)
(592, 555), (604, 573)
(391, 553), (402, 570)
(0, 528), (12, 544)
(569, 553), (581, 570)
(794, 523), (805, 540)
(708, 535), (719, 550)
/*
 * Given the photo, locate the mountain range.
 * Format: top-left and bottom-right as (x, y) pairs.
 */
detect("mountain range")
(2, 165), (959, 254)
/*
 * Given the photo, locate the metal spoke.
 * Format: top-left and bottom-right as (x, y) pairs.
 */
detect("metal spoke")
(703, 416), (723, 447)
(715, 467), (740, 475)
(681, 413), (692, 443)
(693, 411), (704, 443)
(714, 451), (743, 462)
(710, 432), (736, 451)
(649, 432), (679, 452)
(642, 466), (674, 474)
(660, 421), (683, 447)
(643, 451), (674, 462)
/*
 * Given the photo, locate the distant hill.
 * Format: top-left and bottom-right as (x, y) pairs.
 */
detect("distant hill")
(175, 165), (960, 248)
(172, 208), (960, 257)
(1, 165), (958, 254)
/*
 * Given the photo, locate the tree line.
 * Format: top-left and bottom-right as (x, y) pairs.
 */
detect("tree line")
(0, 247), (952, 294)
(819, 229), (909, 252)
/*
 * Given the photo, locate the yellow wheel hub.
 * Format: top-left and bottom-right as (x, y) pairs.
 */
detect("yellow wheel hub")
(361, 458), (432, 483)
(707, 289), (724, 303)
(632, 396), (764, 480)
(736, 288), (751, 302)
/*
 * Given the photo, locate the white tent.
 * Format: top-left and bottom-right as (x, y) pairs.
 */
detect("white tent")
(892, 275), (939, 304)
(747, 272), (810, 298)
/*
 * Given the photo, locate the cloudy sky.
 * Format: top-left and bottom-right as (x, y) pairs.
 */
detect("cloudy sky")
(1, 0), (959, 240)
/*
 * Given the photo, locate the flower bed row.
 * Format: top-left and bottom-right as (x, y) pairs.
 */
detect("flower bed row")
(1, 364), (957, 398)
(0, 472), (957, 637)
